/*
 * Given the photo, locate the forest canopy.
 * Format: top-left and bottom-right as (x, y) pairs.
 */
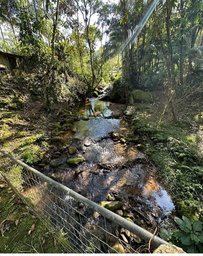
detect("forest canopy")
(0, 0), (202, 109)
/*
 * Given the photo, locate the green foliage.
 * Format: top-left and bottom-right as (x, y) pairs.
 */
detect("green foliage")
(160, 216), (203, 253)
(21, 145), (43, 164)
(132, 114), (203, 218)
(85, 238), (96, 253)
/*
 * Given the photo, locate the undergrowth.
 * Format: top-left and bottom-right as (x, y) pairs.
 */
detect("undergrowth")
(132, 112), (203, 252)
(0, 180), (70, 253)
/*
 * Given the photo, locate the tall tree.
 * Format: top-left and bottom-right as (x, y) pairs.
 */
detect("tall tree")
(72, 0), (104, 96)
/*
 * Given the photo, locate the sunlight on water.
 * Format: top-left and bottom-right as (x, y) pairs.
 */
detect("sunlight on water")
(143, 175), (175, 214)
(78, 98), (112, 118)
(74, 118), (120, 139)
(153, 188), (175, 214)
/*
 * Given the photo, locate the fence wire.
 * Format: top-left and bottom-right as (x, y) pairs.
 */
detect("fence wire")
(0, 149), (168, 253)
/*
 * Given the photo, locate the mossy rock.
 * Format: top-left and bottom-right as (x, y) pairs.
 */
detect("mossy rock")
(129, 89), (152, 104)
(110, 243), (125, 253)
(67, 157), (84, 165)
(100, 201), (123, 212)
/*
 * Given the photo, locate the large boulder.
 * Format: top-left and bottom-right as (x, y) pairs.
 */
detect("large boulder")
(129, 89), (152, 104)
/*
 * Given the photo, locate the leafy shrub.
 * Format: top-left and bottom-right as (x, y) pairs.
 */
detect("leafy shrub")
(160, 216), (203, 253)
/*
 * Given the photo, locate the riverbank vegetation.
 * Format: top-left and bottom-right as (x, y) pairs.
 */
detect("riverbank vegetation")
(0, 0), (203, 253)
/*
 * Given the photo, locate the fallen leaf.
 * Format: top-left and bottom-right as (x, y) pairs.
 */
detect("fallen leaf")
(42, 238), (46, 245)
(15, 219), (19, 226)
(28, 223), (35, 235)
(0, 183), (7, 189)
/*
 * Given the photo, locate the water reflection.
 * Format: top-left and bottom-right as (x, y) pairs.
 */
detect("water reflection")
(152, 188), (175, 214)
(143, 175), (174, 215)
(74, 118), (120, 139)
(78, 98), (112, 118)
(72, 98), (175, 217)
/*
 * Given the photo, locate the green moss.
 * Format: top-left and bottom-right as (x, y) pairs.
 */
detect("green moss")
(41, 141), (49, 147)
(1, 112), (15, 119)
(0, 184), (72, 253)
(18, 135), (41, 147)
(0, 123), (12, 141)
(67, 157), (84, 165)
(129, 89), (152, 104)
(100, 201), (123, 212)
(16, 130), (26, 138)
(8, 165), (23, 191)
(21, 145), (44, 164)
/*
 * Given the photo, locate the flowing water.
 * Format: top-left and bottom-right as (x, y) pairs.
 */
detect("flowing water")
(49, 97), (175, 228)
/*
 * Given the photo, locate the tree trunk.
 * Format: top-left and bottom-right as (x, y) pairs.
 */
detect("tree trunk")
(44, 0), (60, 108)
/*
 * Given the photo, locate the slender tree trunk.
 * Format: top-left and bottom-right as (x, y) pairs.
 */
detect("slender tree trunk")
(0, 23), (5, 40)
(44, 0), (60, 108)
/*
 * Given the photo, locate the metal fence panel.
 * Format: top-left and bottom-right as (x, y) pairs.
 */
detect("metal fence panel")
(0, 149), (168, 253)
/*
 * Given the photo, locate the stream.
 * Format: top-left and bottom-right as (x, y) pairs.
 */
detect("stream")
(47, 97), (175, 230)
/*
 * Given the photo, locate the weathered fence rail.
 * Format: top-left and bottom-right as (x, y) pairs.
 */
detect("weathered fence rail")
(0, 148), (168, 253)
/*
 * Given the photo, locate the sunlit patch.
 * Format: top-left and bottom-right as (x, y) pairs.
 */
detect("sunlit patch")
(143, 175), (159, 196)
(22, 185), (46, 206)
(114, 143), (125, 155)
(126, 147), (138, 159)
(142, 175), (175, 214)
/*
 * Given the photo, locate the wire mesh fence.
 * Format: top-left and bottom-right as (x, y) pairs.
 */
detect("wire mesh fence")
(0, 149), (168, 253)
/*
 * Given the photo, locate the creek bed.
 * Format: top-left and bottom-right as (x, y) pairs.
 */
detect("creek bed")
(48, 97), (175, 230)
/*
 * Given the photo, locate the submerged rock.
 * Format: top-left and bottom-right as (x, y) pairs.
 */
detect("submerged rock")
(50, 157), (65, 167)
(68, 146), (77, 155)
(67, 157), (84, 165)
(84, 137), (92, 147)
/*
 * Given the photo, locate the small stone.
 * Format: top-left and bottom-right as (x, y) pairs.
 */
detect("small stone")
(132, 233), (142, 243)
(68, 146), (77, 155)
(0, 183), (7, 189)
(106, 193), (114, 201)
(116, 209), (123, 216)
(84, 138), (92, 147)
(124, 106), (136, 116)
(93, 212), (100, 219)
(120, 228), (130, 238)
(120, 138), (126, 144)
(120, 233), (128, 243)
(110, 132), (120, 140)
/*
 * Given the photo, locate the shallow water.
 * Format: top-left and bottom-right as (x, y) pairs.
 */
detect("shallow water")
(60, 98), (175, 220)
(74, 118), (120, 139)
